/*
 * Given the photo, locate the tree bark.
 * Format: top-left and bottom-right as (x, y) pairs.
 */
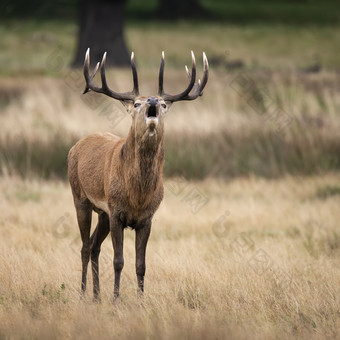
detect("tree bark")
(72, 0), (129, 68)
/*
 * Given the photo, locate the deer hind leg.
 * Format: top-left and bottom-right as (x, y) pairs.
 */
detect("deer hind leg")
(110, 215), (124, 300)
(74, 198), (93, 295)
(90, 212), (110, 301)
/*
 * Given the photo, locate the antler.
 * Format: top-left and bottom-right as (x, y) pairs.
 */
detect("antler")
(158, 51), (209, 102)
(83, 48), (139, 101)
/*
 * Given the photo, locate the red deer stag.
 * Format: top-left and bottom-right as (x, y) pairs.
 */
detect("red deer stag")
(68, 48), (208, 300)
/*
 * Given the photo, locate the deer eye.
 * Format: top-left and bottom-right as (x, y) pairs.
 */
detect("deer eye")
(161, 104), (167, 109)
(134, 103), (141, 108)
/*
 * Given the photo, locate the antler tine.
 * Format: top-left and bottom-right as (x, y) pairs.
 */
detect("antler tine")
(100, 52), (109, 91)
(175, 52), (209, 100)
(130, 52), (139, 96)
(185, 65), (190, 78)
(158, 51), (165, 96)
(83, 47), (90, 93)
(178, 52), (209, 101)
(199, 52), (209, 94)
(83, 48), (101, 94)
(82, 48), (137, 101)
(159, 51), (196, 102)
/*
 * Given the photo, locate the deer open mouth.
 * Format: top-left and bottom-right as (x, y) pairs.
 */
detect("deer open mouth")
(147, 105), (158, 118)
(145, 106), (159, 133)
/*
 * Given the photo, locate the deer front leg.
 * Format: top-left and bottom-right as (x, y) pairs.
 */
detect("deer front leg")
(74, 199), (93, 295)
(110, 215), (124, 299)
(135, 220), (151, 296)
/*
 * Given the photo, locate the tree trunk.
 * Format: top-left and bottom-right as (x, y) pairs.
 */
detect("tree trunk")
(72, 0), (129, 68)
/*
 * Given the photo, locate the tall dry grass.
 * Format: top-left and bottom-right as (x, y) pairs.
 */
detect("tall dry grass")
(0, 174), (340, 339)
(1, 69), (339, 178)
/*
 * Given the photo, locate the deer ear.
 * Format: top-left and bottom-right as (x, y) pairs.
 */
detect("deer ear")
(121, 101), (134, 116)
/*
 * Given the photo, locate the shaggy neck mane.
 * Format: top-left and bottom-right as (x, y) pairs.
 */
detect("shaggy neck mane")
(120, 125), (164, 208)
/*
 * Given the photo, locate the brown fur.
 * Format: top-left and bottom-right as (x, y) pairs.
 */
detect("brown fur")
(68, 50), (208, 301)
(68, 129), (164, 227)
(68, 96), (169, 300)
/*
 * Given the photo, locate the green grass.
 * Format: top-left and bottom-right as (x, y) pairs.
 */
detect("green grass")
(1, 19), (340, 77)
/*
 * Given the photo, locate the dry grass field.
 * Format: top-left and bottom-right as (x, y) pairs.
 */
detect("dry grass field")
(0, 174), (340, 339)
(0, 15), (340, 340)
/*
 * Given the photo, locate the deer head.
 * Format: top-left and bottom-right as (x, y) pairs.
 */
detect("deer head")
(83, 49), (209, 143)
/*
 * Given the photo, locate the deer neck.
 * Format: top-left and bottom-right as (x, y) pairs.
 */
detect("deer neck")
(121, 125), (164, 205)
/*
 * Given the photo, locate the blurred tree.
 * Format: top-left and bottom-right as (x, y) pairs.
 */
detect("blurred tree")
(157, 0), (208, 19)
(72, 0), (130, 68)
(71, 0), (209, 68)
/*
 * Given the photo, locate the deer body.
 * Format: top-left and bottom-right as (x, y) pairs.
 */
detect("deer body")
(69, 128), (164, 225)
(68, 49), (208, 300)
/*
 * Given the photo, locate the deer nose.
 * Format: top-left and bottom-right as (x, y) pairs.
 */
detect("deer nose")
(147, 97), (158, 106)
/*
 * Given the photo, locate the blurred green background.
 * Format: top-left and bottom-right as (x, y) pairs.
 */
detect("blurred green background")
(2, 0), (340, 25)
(0, 0), (339, 179)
